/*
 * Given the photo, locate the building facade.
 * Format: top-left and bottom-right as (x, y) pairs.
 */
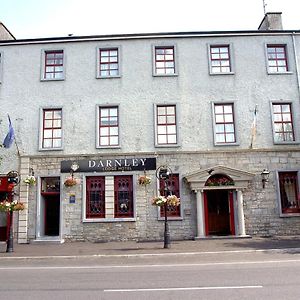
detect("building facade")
(1, 13), (300, 243)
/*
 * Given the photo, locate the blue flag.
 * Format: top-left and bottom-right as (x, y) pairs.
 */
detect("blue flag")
(3, 115), (15, 148)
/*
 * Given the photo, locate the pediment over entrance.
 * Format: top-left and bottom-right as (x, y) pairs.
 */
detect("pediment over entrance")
(184, 165), (255, 191)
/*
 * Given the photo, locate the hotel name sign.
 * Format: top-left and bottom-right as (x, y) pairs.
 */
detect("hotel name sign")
(61, 157), (156, 173)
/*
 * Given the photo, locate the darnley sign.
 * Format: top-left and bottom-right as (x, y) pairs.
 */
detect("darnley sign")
(61, 157), (156, 173)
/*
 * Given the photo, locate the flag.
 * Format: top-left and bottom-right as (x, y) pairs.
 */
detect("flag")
(250, 105), (257, 149)
(3, 115), (15, 148)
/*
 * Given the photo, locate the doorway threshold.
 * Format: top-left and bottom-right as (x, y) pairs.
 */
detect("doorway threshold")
(33, 236), (64, 244)
(195, 235), (251, 240)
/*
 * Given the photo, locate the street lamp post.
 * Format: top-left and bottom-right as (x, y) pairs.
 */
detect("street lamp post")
(6, 171), (20, 253)
(156, 166), (172, 249)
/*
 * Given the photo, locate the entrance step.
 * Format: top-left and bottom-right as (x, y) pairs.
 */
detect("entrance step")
(32, 237), (64, 244)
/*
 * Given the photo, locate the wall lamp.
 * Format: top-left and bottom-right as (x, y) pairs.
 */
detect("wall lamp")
(261, 169), (270, 188)
(70, 161), (79, 179)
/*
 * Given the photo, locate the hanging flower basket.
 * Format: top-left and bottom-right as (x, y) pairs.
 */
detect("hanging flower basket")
(64, 177), (80, 187)
(0, 200), (25, 212)
(152, 195), (180, 207)
(23, 175), (36, 186)
(138, 175), (151, 186)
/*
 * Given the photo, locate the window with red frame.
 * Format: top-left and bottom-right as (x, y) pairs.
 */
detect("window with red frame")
(272, 103), (295, 142)
(99, 106), (119, 146)
(279, 172), (300, 214)
(267, 45), (288, 73)
(155, 46), (175, 75)
(86, 177), (105, 218)
(156, 105), (177, 145)
(99, 48), (119, 77)
(159, 174), (180, 217)
(42, 109), (62, 148)
(114, 175), (133, 218)
(210, 45), (231, 73)
(214, 104), (236, 144)
(44, 50), (64, 79)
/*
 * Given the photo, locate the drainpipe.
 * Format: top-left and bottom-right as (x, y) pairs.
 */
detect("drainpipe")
(291, 32), (300, 101)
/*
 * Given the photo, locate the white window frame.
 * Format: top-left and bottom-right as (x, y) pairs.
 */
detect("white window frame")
(154, 103), (180, 148)
(82, 173), (136, 223)
(265, 43), (293, 75)
(212, 102), (239, 146)
(38, 107), (63, 151)
(152, 44), (178, 77)
(270, 101), (298, 145)
(208, 43), (235, 75)
(96, 104), (121, 149)
(40, 49), (65, 81)
(96, 46), (121, 79)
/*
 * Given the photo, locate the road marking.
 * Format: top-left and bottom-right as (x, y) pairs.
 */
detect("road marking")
(0, 247), (300, 260)
(0, 259), (300, 270)
(104, 285), (263, 292)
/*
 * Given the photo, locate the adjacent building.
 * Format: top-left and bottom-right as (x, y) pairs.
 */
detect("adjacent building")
(0, 13), (300, 244)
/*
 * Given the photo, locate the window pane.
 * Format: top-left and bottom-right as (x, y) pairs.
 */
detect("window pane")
(53, 129), (61, 138)
(167, 125), (176, 134)
(214, 106), (223, 114)
(110, 136), (119, 145)
(157, 126), (167, 134)
(224, 115), (233, 123)
(215, 134), (225, 143)
(43, 140), (52, 148)
(100, 127), (109, 136)
(215, 124), (224, 133)
(215, 115), (224, 123)
(223, 105), (232, 113)
(168, 135), (177, 144)
(158, 116), (166, 124)
(44, 120), (52, 128)
(44, 129), (52, 138)
(110, 127), (118, 136)
(100, 137), (109, 145)
(158, 135), (167, 144)
(226, 133), (235, 142)
(53, 139), (62, 148)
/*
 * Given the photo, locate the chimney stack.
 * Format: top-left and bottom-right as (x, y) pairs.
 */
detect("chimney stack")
(258, 12), (283, 30)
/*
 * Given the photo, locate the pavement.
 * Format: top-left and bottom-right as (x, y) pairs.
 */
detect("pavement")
(1, 236), (300, 258)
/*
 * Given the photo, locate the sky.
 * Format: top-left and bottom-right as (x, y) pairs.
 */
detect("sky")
(1, 0), (300, 39)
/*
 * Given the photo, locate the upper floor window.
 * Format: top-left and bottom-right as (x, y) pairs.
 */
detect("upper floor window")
(156, 105), (177, 146)
(159, 174), (181, 218)
(97, 47), (120, 78)
(41, 108), (62, 149)
(278, 171), (300, 215)
(98, 106), (119, 147)
(209, 45), (232, 74)
(272, 103), (295, 143)
(213, 103), (236, 144)
(154, 46), (177, 76)
(267, 45), (288, 73)
(86, 176), (105, 219)
(42, 50), (64, 80)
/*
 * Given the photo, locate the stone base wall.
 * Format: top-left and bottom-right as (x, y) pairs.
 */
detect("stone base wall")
(22, 148), (300, 242)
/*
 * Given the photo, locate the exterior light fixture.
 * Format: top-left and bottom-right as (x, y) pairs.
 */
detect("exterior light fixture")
(70, 161), (79, 179)
(261, 169), (270, 188)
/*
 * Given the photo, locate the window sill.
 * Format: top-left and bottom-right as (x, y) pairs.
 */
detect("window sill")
(280, 212), (300, 217)
(38, 147), (64, 151)
(153, 73), (178, 77)
(96, 75), (121, 79)
(83, 217), (136, 223)
(209, 72), (235, 76)
(273, 141), (299, 145)
(96, 145), (121, 149)
(267, 71), (293, 75)
(158, 217), (183, 221)
(214, 142), (240, 147)
(40, 78), (65, 82)
(155, 144), (180, 148)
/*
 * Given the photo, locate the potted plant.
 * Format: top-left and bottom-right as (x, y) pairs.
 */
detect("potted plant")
(0, 199), (25, 212)
(138, 175), (151, 186)
(23, 175), (36, 186)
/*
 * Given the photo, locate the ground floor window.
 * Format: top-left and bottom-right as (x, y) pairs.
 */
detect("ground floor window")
(86, 176), (105, 218)
(84, 175), (134, 220)
(278, 171), (300, 214)
(159, 174), (181, 217)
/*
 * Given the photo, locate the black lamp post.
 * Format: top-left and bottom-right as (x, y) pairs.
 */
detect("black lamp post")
(156, 165), (172, 249)
(6, 171), (20, 253)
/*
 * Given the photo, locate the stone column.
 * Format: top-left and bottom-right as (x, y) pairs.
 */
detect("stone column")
(237, 190), (246, 236)
(195, 190), (205, 238)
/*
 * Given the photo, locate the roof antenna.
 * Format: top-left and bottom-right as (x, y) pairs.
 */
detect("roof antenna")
(262, 0), (267, 15)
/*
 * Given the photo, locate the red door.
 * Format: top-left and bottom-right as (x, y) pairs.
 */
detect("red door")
(204, 190), (235, 236)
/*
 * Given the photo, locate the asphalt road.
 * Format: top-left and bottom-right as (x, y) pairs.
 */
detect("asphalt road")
(0, 251), (300, 300)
